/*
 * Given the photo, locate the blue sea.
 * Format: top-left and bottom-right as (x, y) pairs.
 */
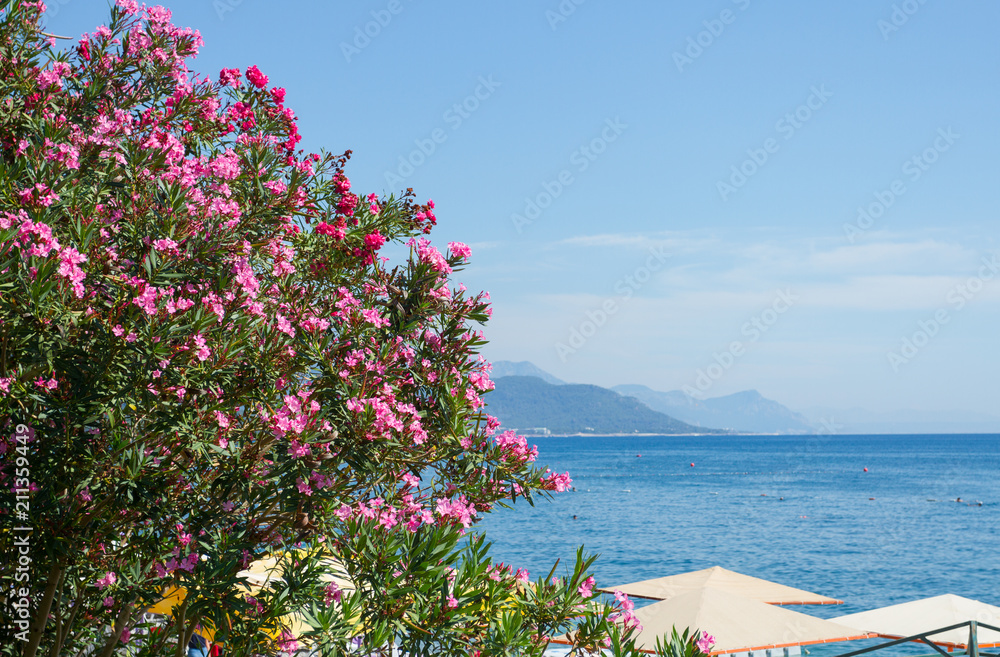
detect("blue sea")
(474, 434), (1000, 654)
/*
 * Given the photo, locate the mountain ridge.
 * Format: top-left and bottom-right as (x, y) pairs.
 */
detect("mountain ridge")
(488, 360), (1000, 434)
(612, 384), (814, 434)
(486, 376), (727, 435)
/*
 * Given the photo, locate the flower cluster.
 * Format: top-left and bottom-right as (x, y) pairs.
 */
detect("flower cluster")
(0, 4), (635, 656)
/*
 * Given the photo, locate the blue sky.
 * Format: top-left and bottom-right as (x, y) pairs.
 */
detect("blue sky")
(46, 1), (1000, 414)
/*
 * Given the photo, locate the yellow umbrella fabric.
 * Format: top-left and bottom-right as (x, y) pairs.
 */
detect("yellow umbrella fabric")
(599, 566), (843, 605)
(146, 551), (354, 645)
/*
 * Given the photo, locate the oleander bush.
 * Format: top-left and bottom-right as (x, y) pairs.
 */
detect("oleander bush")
(0, 2), (661, 656)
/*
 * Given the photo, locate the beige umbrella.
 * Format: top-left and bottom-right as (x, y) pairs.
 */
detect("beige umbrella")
(629, 587), (872, 655)
(237, 552), (354, 593)
(600, 566), (843, 605)
(832, 594), (1000, 649)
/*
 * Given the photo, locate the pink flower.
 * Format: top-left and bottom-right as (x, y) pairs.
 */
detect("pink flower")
(542, 470), (572, 492)
(218, 68), (241, 87)
(95, 572), (117, 590)
(232, 257), (260, 299)
(146, 5), (171, 22)
(446, 595), (458, 609)
(448, 241), (471, 259)
(37, 62), (71, 91)
(276, 314), (295, 337)
(287, 440), (311, 458)
(411, 238), (451, 274)
(192, 334), (211, 361)
(360, 308), (388, 328)
(34, 377), (58, 390)
(578, 576), (595, 598)
(435, 496), (477, 527)
(78, 488), (92, 503)
(57, 247), (87, 297)
(245, 596), (263, 615)
(323, 581), (342, 605)
(697, 631), (716, 654)
(612, 590), (642, 632)
(133, 286), (159, 315)
(103, 596), (114, 608)
(364, 230), (386, 250)
(245, 65), (268, 89)
(152, 238), (179, 255)
(276, 631), (299, 652)
(116, 0), (140, 14)
(315, 221), (345, 239)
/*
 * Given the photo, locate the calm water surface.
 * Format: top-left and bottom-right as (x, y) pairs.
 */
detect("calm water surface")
(475, 434), (1000, 651)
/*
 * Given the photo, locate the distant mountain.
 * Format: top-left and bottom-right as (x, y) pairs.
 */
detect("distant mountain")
(487, 376), (725, 435)
(490, 361), (565, 385)
(613, 385), (814, 434)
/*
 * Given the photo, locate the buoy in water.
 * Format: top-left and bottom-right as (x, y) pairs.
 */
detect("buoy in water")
(690, 462), (695, 467)
(864, 467), (868, 472)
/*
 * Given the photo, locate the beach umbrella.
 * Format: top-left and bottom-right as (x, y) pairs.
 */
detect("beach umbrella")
(146, 551), (355, 645)
(237, 552), (354, 593)
(628, 587), (872, 654)
(832, 594), (1000, 649)
(599, 566), (843, 605)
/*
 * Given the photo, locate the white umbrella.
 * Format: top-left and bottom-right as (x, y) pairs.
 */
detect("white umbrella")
(832, 594), (1000, 649)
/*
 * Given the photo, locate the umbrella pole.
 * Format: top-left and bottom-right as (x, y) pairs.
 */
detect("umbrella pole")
(969, 622), (979, 657)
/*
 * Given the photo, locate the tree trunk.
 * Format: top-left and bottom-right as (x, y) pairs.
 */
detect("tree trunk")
(95, 595), (137, 657)
(22, 562), (63, 657)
